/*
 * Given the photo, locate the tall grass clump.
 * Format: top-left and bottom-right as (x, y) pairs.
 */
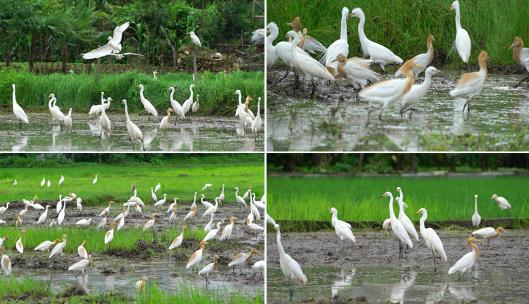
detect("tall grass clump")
(0, 70), (263, 115)
(0, 277), (49, 300)
(268, 0), (529, 66)
(268, 176), (529, 223)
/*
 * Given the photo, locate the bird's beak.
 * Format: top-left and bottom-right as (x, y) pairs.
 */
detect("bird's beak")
(508, 44), (514, 50)
(449, 6), (454, 11)
(379, 194), (385, 198)
(416, 210), (421, 215)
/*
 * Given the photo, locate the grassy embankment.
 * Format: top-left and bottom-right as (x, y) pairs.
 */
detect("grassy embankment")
(268, 0), (529, 67)
(0, 69), (263, 115)
(0, 156), (264, 206)
(268, 175), (529, 229)
(0, 277), (263, 304)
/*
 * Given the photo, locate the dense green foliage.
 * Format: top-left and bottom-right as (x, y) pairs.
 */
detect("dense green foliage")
(0, 0), (263, 69)
(268, 153), (529, 173)
(268, 0), (529, 66)
(0, 155), (264, 205)
(0, 70), (263, 114)
(268, 176), (529, 223)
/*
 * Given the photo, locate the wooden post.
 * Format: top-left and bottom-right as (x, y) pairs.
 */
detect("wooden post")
(192, 48), (198, 81)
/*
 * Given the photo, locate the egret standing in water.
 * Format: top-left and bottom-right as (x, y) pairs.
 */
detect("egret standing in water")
(122, 99), (144, 151)
(381, 192), (412, 259)
(448, 237), (479, 279)
(11, 84), (29, 128)
(450, 51), (489, 114)
(329, 207), (356, 245)
(417, 208), (447, 271)
(275, 224), (307, 301)
(509, 37), (529, 87)
(396, 187), (419, 242)
(399, 66), (440, 117)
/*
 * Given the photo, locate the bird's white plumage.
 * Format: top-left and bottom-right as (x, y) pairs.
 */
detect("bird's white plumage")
(451, 1), (471, 63)
(275, 224), (308, 284)
(11, 84), (29, 124)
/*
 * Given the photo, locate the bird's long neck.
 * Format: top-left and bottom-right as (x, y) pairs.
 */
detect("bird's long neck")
(470, 242), (479, 258)
(340, 12), (348, 41)
(237, 93), (242, 106)
(427, 39), (434, 60)
(12, 86), (16, 105)
(454, 7), (462, 30)
(478, 56), (488, 76)
(357, 14), (367, 41)
(189, 86), (194, 99)
(419, 212), (427, 234)
(388, 194), (396, 219)
(49, 97), (54, 108)
(124, 102), (130, 121)
(397, 198), (405, 217)
(267, 27), (279, 43)
(139, 87), (144, 98)
(474, 197), (478, 213)
(257, 101), (260, 115)
(513, 47), (521, 63)
(276, 228), (286, 256)
(290, 35), (300, 54)
(169, 89), (175, 102)
(403, 73), (415, 95)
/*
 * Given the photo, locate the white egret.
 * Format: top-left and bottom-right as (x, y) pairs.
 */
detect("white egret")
(189, 31), (201, 47)
(89, 93), (111, 116)
(57, 205), (66, 226)
(204, 214), (214, 233)
(100, 102), (111, 138)
(58, 175), (64, 186)
(331, 54), (380, 89)
(219, 184), (225, 202)
(399, 66), (440, 116)
(104, 222), (116, 244)
(381, 192), (413, 259)
(0, 236), (6, 248)
(169, 87), (185, 120)
(15, 230), (24, 254)
(350, 8), (403, 70)
(203, 221), (222, 242)
(153, 71), (158, 80)
(154, 183), (161, 193)
(252, 260), (265, 277)
(40, 178), (46, 187)
(76, 219), (92, 227)
(472, 227), (504, 240)
(1, 247), (11, 275)
(154, 194), (167, 208)
(203, 198), (218, 218)
(250, 195), (261, 221)
(166, 198), (177, 214)
(472, 195), (481, 227)
(64, 108), (72, 129)
(192, 94), (199, 113)
(396, 187), (419, 241)
(448, 237), (479, 278)
(184, 206), (197, 221)
(47, 179), (51, 187)
(122, 99), (144, 150)
(11, 84), (29, 126)
(78, 240), (88, 259)
(76, 197), (83, 211)
(396, 34), (435, 78)
(186, 241), (206, 271)
(253, 193), (265, 209)
(98, 217), (107, 229)
(150, 188), (157, 203)
(220, 216), (236, 241)
(198, 254), (219, 285)
(182, 84), (195, 115)
(491, 194), (512, 210)
(34, 240), (57, 252)
(49, 234), (67, 258)
(99, 202), (111, 217)
(450, 1), (471, 64)
(251, 97), (262, 136)
(383, 218), (392, 234)
(266, 22), (279, 68)
(235, 187), (248, 207)
(93, 175), (98, 185)
(68, 254), (93, 274)
(82, 22), (131, 59)
(142, 213), (156, 231)
(169, 225), (186, 250)
(417, 208), (447, 270)
(450, 51), (489, 113)
(0, 203), (9, 214)
(200, 194), (213, 208)
(228, 248), (258, 273)
(329, 207), (355, 244)
(138, 84), (158, 119)
(275, 224), (307, 300)
(37, 205), (49, 224)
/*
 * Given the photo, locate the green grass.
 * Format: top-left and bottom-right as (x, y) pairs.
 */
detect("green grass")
(268, 176), (529, 224)
(0, 157), (264, 206)
(0, 69), (263, 115)
(0, 277), (262, 303)
(0, 227), (205, 254)
(268, 0), (529, 66)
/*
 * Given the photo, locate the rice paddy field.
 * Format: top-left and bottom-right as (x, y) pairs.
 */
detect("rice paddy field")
(268, 175), (529, 225)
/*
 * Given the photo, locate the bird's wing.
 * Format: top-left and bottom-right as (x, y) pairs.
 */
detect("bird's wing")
(455, 72), (482, 89)
(344, 61), (380, 81)
(82, 44), (114, 60)
(449, 251), (473, 274)
(323, 39), (348, 66)
(426, 228), (447, 260)
(251, 28), (265, 44)
(112, 22), (130, 44)
(122, 53), (143, 57)
(360, 78), (406, 98)
(366, 41), (402, 63)
(303, 36), (327, 53)
(283, 255), (307, 283)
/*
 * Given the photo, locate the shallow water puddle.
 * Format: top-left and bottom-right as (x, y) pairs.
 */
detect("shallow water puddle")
(0, 113), (263, 151)
(267, 264), (528, 303)
(268, 72), (529, 151)
(12, 258), (261, 298)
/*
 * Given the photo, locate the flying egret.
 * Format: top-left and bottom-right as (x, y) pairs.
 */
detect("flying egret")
(448, 237), (479, 278)
(82, 22), (131, 59)
(417, 208), (447, 271)
(122, 99), (144, 150)
(350, 8), (403, 71)
(220, 216), (236, 241)
(11, 84), (29, 127)
(396, 34), (435, 78)
(186, 240), (206, 271)
(228, 248), (258, 273)
(450, 51), (489, 113)
(396, 187), (419, 241)
(510, 37), (529, 87)
(138, 84), (158, 119)
(399, 66), (440, 116)
(203, 221), (222, 242)
(275, 224), (307, 301)
(189, 31), (201, 47)
(198, 254), (219, 285)
(471, 195), (481, 227)
(450, 1), (472, 65)
(169, 87), (185, 120)
(381, 192), (413, 259)
(49, 234), (67, 258)
(169, 225), (186, 250)
(329, 207), (356, 244)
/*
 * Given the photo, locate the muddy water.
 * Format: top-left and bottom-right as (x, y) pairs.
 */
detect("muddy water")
(0, 113), (263, 152)
(267, 230), (529, 303)
(267, 71), (529, 151)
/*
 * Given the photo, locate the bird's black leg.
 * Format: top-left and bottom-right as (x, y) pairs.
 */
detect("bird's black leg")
(288, 285), (294, 302)
(272, 69), (290, 86)
(310, 78), (316, 99)
(514, 76), (529, 88)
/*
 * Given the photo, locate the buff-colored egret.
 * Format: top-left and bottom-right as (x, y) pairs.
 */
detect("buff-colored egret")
(396, 34), (435, 78)
(138, 84), (158, 119)
(399, 66), (440, 116)
(11, 84), (29, 127)
(287, 17), (327, 54)
(34, 240), (58, 252)
(0, 203), (9, 214)
(186, 240), (206, 272)
(350, 8), (403, 71)
(417, 208), (447, 271)
(15, 230), (25, 254)
(381, 192), (412, 259)
(1, 247), (12, 275)
(169, 87), (185, 120)
(510, 37), (529, 87)
(323, 7), (350, 75)
(189, 31), (201, 47)
(49, 234), (67, 258)
(136, 276), (147, 292)
(154, 194), (167, 208)
(143, 213), (156, 231)
(99, 202), (111, 217)
(122, 99), (144, 150)
(235, 187), (248, 207)
(450, 51), (489, 113)
(331, 54), (380, 89)
(75, 219), (91, 227)
(329, 207), (356, 244)
(203, 221), (222, 242)
(448, 237), (479, 278)
(359, 62), (415, 121)
(169, 225), (186, 250)
(184, 206), (197, 221)
(182, 84), (195, 115)
(472, 226), (504, 240)
(68, 254), (92, 274)
(228, 248), (258, 273)
(203, 198), (218, 218)
(220, 216), (236, 241)
(199, 255), (219, 285)
(275, 224), (307, 301)
(396, 187), (419, 241)
(472, 195), (481, 227)
(78, 240), (88, 259)
(450, 1), (471, 64)
(92, 175), (98, 185)
(266, 22), (279, 68)
(104, 222), (116, 244)
(166, 198), (177, 214)
(192, 94), (199, 113)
